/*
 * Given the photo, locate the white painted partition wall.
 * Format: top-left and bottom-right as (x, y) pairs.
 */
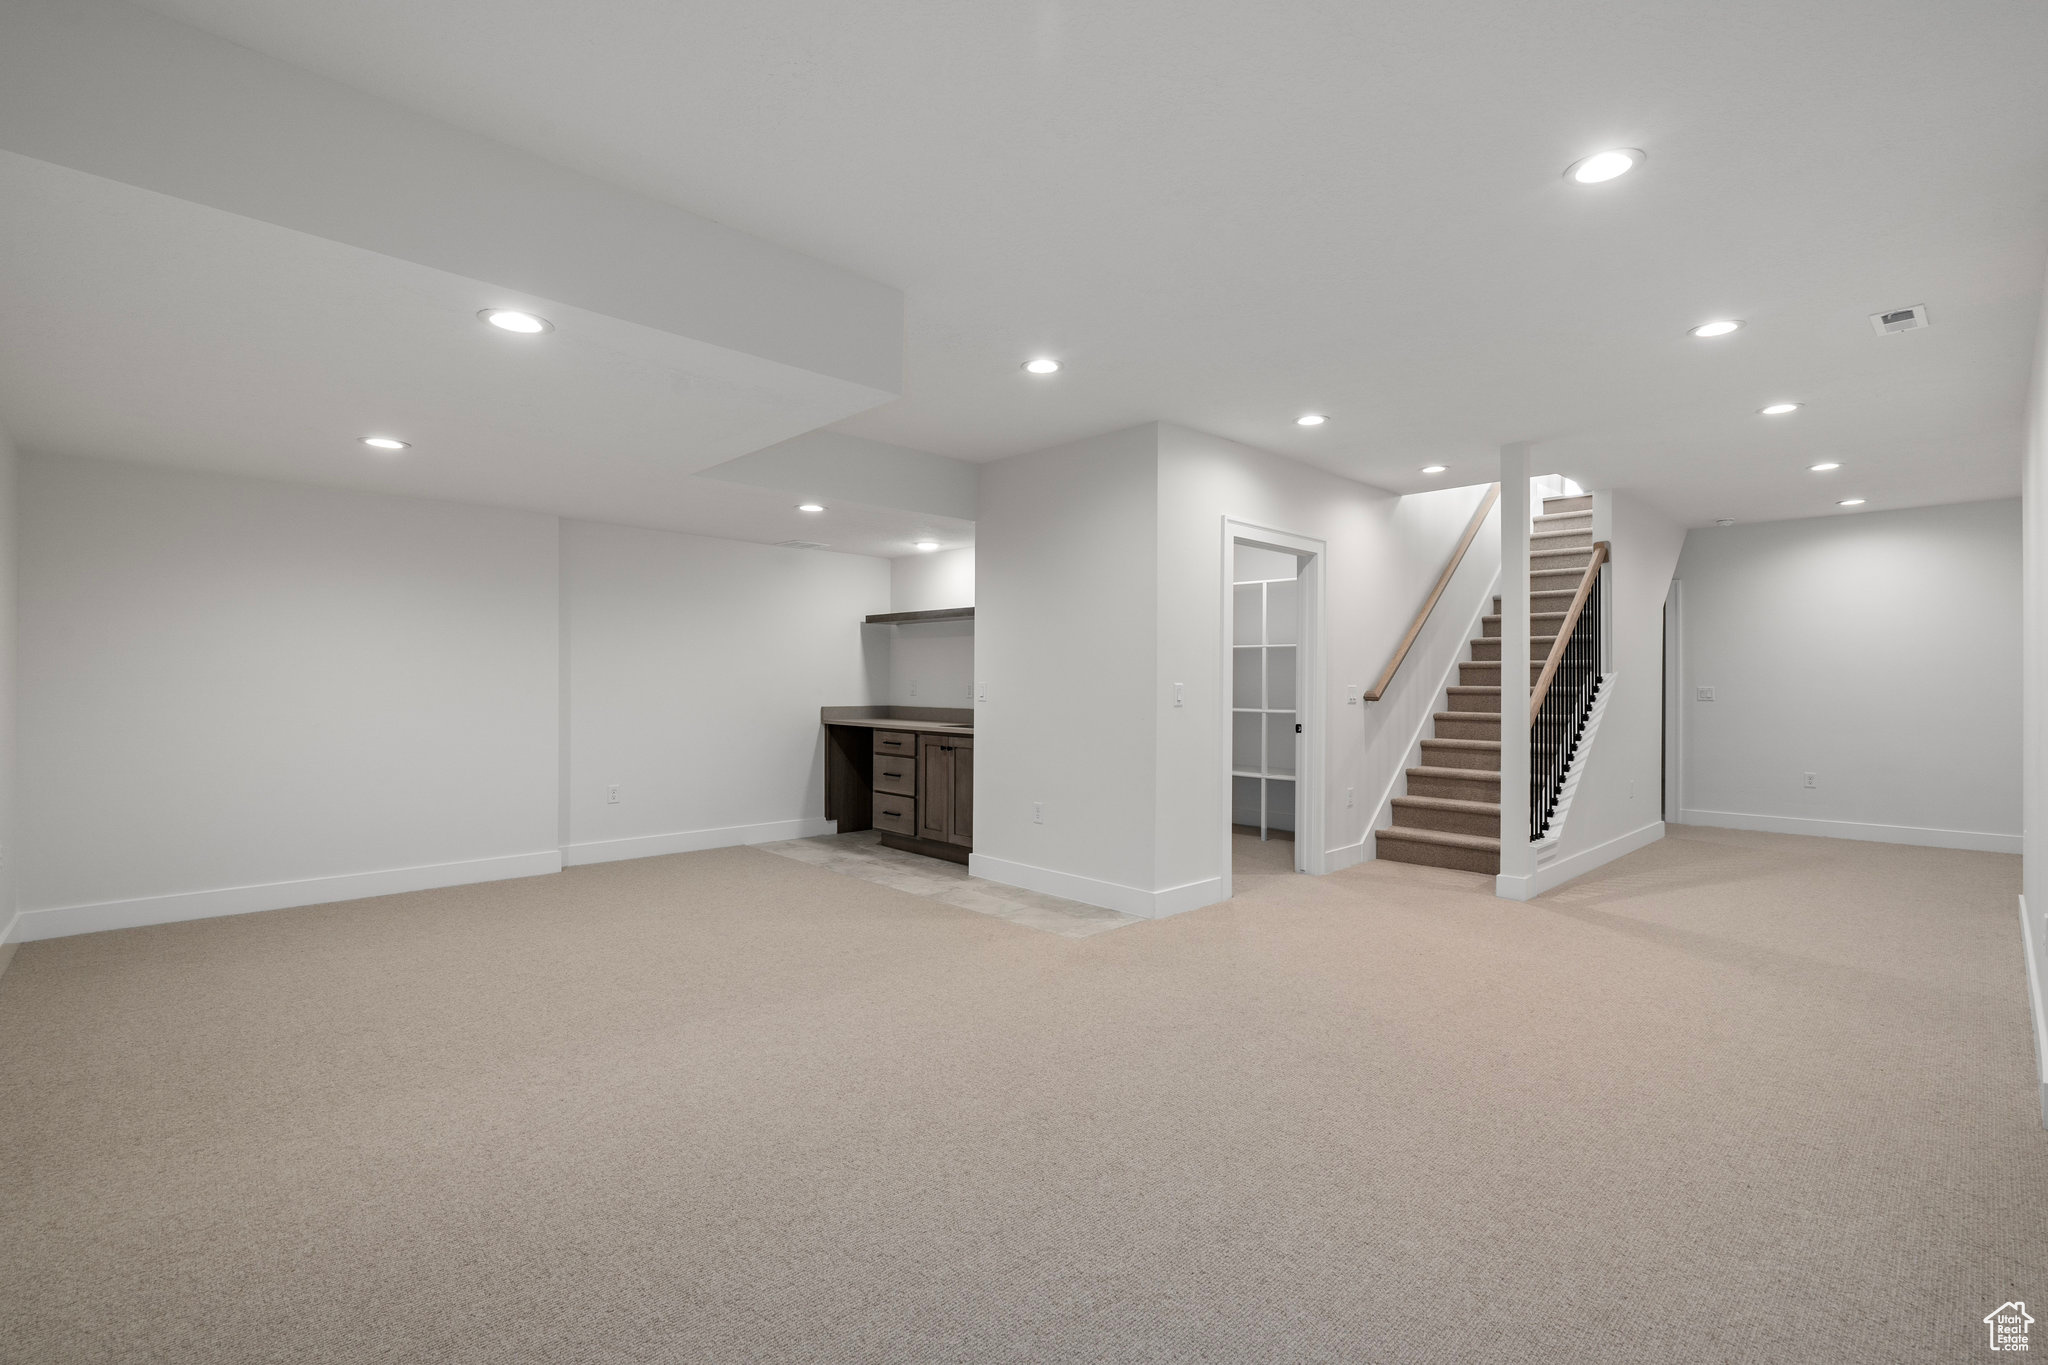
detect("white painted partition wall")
(9, 455), (892, 942)
(2014, 262), (2048, 1126)
(0, 424), (17, 964)
(15, 455), (564, 939)
(972, 420), (1500, 918)
(1676, 499), (2020, 851)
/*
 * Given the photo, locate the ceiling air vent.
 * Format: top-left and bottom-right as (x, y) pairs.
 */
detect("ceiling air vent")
(1869, 304), (1929, 336)
(777, 539), (830, 550)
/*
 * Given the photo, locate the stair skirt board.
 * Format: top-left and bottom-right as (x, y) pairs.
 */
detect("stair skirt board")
(1362, 564), (1503, 858)
(1496, 821), (1666, 902)
(1532, 671), (1615, 856)
(1377, 493), (1597, 879)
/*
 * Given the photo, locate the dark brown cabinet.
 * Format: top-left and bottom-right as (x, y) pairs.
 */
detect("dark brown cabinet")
(917, 734), (973, 848)
(822, 713), (975, 865)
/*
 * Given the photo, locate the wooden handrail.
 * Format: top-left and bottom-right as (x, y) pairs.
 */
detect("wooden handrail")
(1362, 484), (1500, 702)
(1527, 540), (1610, 725)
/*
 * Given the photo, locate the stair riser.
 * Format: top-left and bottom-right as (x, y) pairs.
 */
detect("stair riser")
(1481, 615), (1568, 639)
(1544, 494), (1593, 514)
(1532, 530), (1593, 550)
(1531, 571), (1583, 594)
(1445, 688), (1500, 714)
(1376, 832), (1500, 875)
(1469, 638), (1555, 662)
(1534, 512), (1592, 531)
(1460, 663), (1548, 686)
(1531, 550), (1595, 572)
(1392, 802), (1498, 837)
(1420, 742), (1500, 772)
(1432, 714), (1499, 741)
(1407, 772), (1501, 801)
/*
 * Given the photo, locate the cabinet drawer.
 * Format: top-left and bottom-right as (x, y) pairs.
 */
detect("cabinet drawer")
(872, 730), (916, 757)
(872, 796), (916, 835)
(873, 757), (915, 795)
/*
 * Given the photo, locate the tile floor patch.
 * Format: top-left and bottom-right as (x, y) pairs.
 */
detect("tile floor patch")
(756, 831), (1143, 938)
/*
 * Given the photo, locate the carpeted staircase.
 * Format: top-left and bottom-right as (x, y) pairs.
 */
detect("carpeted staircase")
(1376, 493), (1592, 874)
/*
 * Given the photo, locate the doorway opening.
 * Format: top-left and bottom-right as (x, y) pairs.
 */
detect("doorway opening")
(1222, 522), (1327, 893)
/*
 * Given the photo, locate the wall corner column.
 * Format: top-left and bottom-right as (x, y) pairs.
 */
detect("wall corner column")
(1496, 444), (1534, 898)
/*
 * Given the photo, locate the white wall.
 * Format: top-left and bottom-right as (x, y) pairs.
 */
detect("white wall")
(1154, 424), (1492, 905)
(1676, 499), (2020, 851)
(16, 455), (563, 938)
(0, 420), (17, 970)
(882, 546), (976, 710)
(560, 520), (887, 863)
(1502, 488), (1684, 897)
(890, 547), (975, 612)
(972, 426), (1161, 905)
(2022, 267), (2048, 1125)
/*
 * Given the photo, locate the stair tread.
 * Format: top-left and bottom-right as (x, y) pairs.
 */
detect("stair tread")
(1376, 827), (1502, 851)
(1432, 711), (1500, 723)
(1447, 686), (1501, 695)
(1392, 795), (1501, 814)
(1407, 764), (1502, 780)
(1422, 737), (1501, 751)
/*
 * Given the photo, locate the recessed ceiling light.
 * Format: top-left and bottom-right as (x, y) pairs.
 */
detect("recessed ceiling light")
(1716, 519), (1736, 527)
(797, 503), (825, 513)
(1420, 464), (1448, 474)
(1564, 148), (1644, 184)
(1689, 319), (1744, 338)
(1296, 413), (1327, 427)
(1760, 402), (1801, 416)
(1837, 498), (1866, 507)
(915, 541), (940, 552)
(1809, 461), (1841, 472)
(360, 436), (409, 451)
(479, 309), (552, 334)
(1023, 357), (1060, 375)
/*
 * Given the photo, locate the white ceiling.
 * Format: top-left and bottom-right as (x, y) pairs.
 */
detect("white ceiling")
(124, 0), (2048, 526)
(0, 151), (967, 558)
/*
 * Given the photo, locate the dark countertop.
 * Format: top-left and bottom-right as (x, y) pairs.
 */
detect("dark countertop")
(821, 706), (974, 736)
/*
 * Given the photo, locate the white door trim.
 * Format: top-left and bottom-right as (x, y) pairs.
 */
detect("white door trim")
(1221, 518), (1329, 884)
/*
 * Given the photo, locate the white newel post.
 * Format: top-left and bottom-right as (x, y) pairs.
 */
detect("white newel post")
(1496, 444), (1534, 897)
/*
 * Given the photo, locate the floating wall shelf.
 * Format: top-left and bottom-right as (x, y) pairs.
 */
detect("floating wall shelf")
(863, 607), (975, 625)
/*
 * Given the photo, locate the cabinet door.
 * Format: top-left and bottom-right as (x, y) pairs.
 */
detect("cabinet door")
(918, 735), (951, 843)
(948, 738), (973, 846)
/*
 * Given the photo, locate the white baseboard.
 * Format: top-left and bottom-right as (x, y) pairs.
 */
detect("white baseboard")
(2021, 895), (2048, 1129)
(12, 849), (564, 943)
(1678, 808), (2021, 855)
(1324, 836), (1370, 871)
(968, 853), (1225, 920)
(563, 816), (835, 867)
(1497, 820), (1664, 902)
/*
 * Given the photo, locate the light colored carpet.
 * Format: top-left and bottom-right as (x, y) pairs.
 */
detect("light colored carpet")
(0, 825), (2039, 1363)
(1232, 826), (1297, 889)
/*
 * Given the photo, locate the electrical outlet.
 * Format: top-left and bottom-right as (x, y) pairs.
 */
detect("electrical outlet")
(1629, 779), (1636, 800)
(606, 784), (620, 804)
(909, 678), (918, 697)
(1695, 686), (1716, 702)
(1033, 801), (1044, 825)
(1173, 682), (1184, 708)
(1347, 684), (1358, 705)
(1345, 786), (1355, 809)
(1804, 772), (1817, 789)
